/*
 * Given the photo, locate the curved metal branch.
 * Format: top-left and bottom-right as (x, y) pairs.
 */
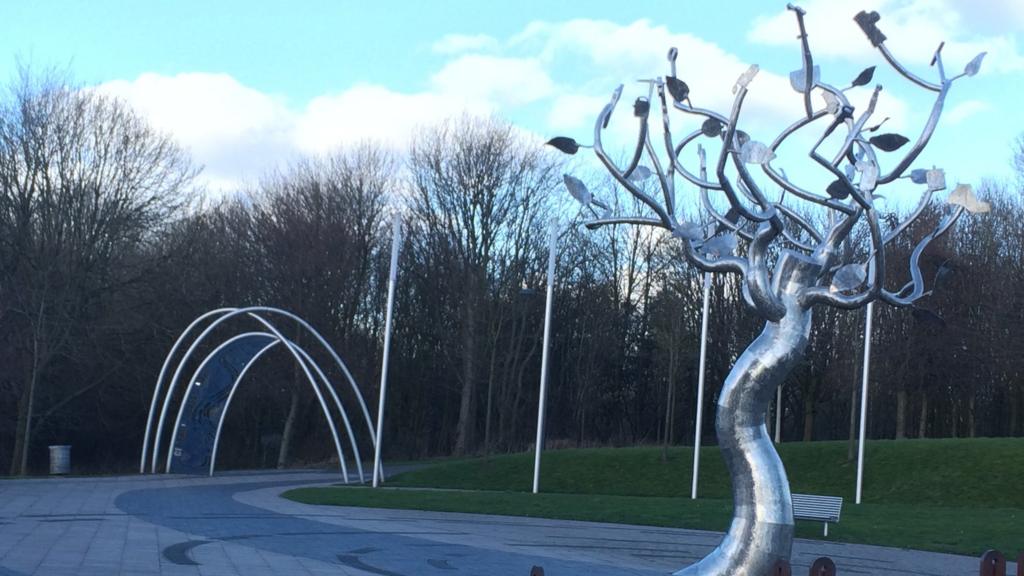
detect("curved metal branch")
(686, 145), (750, 277)
(762, 110), (856, 214)
(808, 113), (873, 210)
(684, 241), (749, 276)
(877, 43), (942, 92)
(698, 146), (754, 242)
(718, 85), (776, 223)
(674, 130), (723, 190)
(593, 87), (674, 228)
(649, 82), (676, 216)
(746, 221), (787, 321)
(789, 4), (816, 118)
(672, 100), (730, 125)
(877, 82), (949, 184)
(585, 216), (665, 230)
(880, 206), (964, 306)
(773, 202), (823, 245)
(831, 86), (881, 169)
(883, 187), (934, 243)
(800, 207), (885, 309)
(623, 109), (649, 179)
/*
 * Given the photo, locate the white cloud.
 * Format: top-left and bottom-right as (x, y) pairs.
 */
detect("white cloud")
(748, 0), (1024, 74)
(96, 12), (965, 195)
(432, 33), (499, 55)
(293, 84), (489, 154)
(546, 93), (609, 132)
(98, 73), (297, 192)
(431, 55), (554, 107)
(945, 99), (991, 125)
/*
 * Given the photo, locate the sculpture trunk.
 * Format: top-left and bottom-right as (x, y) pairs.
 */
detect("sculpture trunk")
(678, 254), (816, 576)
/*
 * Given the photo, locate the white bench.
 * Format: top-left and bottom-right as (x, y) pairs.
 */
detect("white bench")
(792, 493), (843, 536)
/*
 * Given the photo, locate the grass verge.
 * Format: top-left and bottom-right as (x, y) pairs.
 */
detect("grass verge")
(284, 438), (1024, 556)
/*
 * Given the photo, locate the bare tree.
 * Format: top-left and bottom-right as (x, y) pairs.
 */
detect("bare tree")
(549, 6), (986, 574)
(250, 144), (393, 467)
(407, 116), (560, 455)
(0, 71), (195, 474)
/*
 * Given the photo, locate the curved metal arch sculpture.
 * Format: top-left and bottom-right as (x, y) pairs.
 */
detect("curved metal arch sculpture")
(166, 331), (352, 480)
(141, 308), (378, 482)
(145, 306), (377, 476)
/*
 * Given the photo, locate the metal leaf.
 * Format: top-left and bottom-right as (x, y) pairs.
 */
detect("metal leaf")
(627, 166), (653, 181)
(947, 183), (990, 214)
(788, 65), (820, 93)
(547, 137), (580, 155)
(821, 91), (841, 115)
(826, 179), (850, 200)
(857, 160), (879, 190)
(854, 11), (887, 47)
(851, 66), (876, 87)
(964, 52), (986, 77)
(844, 164), (856, 181)
(739, 140), (776, 165)
(733, 64), (759, 94)
(926, 169), (946, 191)
(735, 130), (751, 148)
(673, 221), (704, 241)
(703, 233), (738, 257)
(562, 174), (591, 206)
(633, 97), (650, 118)
(665, 76), (690, 103)
(830, 263), (866, 293)
(702, 118), (723, 138)
(909, 168), (928, 184)
(869, 133), (910, 152)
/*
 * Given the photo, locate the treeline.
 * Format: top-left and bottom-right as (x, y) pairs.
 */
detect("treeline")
(1, 74), (1021, 475)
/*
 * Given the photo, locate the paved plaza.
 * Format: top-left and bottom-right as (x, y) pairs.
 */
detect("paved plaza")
(0, 470), (1006, 575)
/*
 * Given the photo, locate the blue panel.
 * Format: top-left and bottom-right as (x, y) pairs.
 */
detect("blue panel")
(170, 334), (277, 474)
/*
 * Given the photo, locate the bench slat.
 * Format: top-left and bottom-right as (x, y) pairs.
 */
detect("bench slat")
(791, 493), (842, 523)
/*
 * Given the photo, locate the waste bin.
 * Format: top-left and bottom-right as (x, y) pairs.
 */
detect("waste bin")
(48, 445), (71, 475)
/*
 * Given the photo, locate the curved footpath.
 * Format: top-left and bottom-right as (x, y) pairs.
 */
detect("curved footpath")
(0, 470), (1009, 576)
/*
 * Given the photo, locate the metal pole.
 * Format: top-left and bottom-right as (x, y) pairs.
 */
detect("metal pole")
(774, 385), (783, 444)
(532, 218), (558, 494)
(855, 301), (874, 504)
(373, 217), (402, 488)
(691, 271), (712, 499)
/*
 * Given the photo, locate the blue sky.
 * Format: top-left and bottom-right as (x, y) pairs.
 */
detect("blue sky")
(4, 0), (1022, 195)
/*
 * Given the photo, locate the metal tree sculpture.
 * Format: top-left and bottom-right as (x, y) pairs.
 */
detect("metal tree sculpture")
(549, 6), (988, 576)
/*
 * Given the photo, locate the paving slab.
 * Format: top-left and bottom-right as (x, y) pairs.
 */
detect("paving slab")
(0, 470), (1010, 575)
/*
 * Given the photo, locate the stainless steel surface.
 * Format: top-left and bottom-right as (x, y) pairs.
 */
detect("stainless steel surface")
(532, 217), (558, 494)
(557, 5), (982, 574)
(690, 271), (711, 500)
(374, 217), (402, 488)
(856, 302), (874, 504)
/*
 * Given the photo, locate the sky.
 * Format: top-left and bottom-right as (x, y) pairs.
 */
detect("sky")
(3, 0), (1023, 198)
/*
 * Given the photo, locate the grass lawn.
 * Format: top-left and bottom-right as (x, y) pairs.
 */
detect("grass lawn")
(284, 437), (1024, 556)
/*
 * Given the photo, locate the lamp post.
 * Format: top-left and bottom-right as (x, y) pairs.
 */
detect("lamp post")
(532, 217), (558, 494)
(373, 216), (402, 488)
(855, 301), (874, 504)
